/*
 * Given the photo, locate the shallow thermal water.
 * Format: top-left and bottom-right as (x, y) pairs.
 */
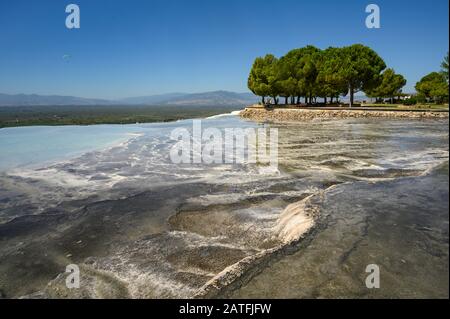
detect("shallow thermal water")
(0, 115), (448, 298)
(0, 124), (148, 171)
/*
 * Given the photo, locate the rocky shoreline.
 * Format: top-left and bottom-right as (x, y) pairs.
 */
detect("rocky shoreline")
(240, 105), (449, 121)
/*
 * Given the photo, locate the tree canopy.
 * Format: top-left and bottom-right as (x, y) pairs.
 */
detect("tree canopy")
(415, 72), (449, 103)
(330, 44), (386, 106)
(248, 44), (390, 106)
(366, 68), (407, 102)
(441, 52), (449, 83)
(248, 54), (279, 104)
(316, 47), (348, 103)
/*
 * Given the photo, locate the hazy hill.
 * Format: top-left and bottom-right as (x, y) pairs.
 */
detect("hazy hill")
(157, 91), (258, 106)
(116, 93), (187, 105)
(0, 91), (258, 107)
(0, 93), (111, 106)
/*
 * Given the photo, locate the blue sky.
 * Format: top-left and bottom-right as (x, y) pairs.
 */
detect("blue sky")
(0, 0), (448, 99)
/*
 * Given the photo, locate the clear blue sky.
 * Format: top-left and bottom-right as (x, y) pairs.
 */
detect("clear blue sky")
(0, 0), (448, 99)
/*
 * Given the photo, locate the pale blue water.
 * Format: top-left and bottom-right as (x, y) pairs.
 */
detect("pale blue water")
(0, 115), (253, 172)
(0, 124), (147, 171)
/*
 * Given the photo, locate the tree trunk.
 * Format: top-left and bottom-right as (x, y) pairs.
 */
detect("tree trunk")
(285, 97), (288, 105)
(324, 97), (327, 104)
(330, 96), (333, 104)
(349, 85), (354, 107)
(296, 96), (300, 104)
(262, 96), (265, 104)
(273, 97), (278, 105)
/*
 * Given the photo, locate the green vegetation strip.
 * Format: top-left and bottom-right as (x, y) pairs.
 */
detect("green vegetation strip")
(0, 105), (240, 128)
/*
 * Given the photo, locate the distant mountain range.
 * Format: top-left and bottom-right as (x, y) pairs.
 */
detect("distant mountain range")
(0, 93), (110, 106)
(0, 91), (259, 107)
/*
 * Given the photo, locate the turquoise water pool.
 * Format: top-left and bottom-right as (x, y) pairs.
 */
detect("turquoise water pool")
(0, 124), (147, 171)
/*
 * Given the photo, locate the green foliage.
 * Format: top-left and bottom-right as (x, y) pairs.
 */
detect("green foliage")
(249, 46), (448, 107)
(441, 52), (449, 82)
(366, 68), (407, 100)
(402, 97), (417, 106)
(415, 72), (449, 103)
(276, 50), (300, 99)
(248, 54), (279, 104)
(403, 94), (426, 105)
(415, 93), (428, 103)
(277, 46), (321, 101)
(248, 44), (387, 106)
(316, 47), (349, 100)
(334, 44), (386, 105)
(0, 105), (240, 128)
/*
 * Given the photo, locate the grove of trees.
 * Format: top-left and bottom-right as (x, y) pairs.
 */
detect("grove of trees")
(414, 53), (449, 104)
(248, 44), (405, 107)
(366, 68), (407, 103)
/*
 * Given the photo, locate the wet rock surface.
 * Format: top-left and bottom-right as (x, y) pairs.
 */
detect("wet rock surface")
(0, 116), (448, 298)
(226, 164), (449, 299)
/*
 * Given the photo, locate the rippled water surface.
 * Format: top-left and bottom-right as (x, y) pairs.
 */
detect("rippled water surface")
(0, 115), (448, 298)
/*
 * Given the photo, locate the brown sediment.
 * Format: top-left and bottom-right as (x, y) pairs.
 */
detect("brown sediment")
(240, 105), (449, 121)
